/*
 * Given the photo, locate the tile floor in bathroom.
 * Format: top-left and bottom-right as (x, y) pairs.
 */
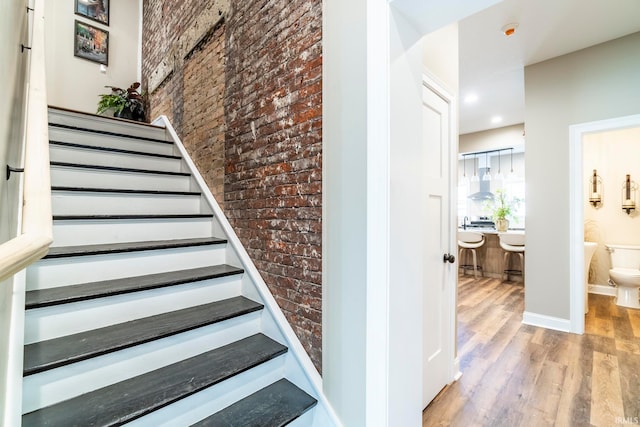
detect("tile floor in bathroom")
(422, 275), (640, 427)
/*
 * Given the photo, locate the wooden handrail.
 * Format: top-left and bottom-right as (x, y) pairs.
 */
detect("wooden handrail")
(0, 0), (52, 283)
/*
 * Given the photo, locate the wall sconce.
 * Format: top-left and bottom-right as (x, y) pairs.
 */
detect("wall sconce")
(622, 174), (637, 215)
(589, 169), (602, 207)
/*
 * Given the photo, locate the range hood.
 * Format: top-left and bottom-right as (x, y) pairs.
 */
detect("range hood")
(468, 168), (495, 201)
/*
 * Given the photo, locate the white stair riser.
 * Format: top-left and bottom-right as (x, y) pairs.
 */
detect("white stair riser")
(288, 408), (317, 427)
(27, 245), (228, 289)
(50, 145), (183, 172)
(129, 358), (287, 427)
(22, 313), (264, 413)
(48, 127), (175, 156)
(24, 275), (244, 343)
(52, 217), (214, 246)
(52, 192), (204, 215)
(48, 111), (169, 142)
(51, 167), (193, 192)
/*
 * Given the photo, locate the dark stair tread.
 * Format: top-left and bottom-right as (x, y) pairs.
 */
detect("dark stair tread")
(22, 334), (287, 426)
(26, 264), (244, 309)
(49, 140), (181, 159)
(53, 213), (213, 220)
(50, 161), (190, 176)
(44, 237), (227, 259)
(24, 296), (262, 375)
(192, 379), (318, 427)
(49, 122), (172, 144)
(51, 186), (201, 196)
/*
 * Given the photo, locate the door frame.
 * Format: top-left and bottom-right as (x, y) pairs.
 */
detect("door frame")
(569, 113), (640, 334)
(422, 72), (460, 386)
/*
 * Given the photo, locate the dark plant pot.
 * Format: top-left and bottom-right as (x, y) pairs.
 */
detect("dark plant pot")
(114, 109), (145, 122)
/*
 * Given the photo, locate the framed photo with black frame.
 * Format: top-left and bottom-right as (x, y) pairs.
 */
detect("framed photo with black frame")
(74, 20), (109, 66)
(74, 0), (109, 26)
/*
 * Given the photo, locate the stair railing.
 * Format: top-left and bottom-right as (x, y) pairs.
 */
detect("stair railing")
(0, 1), (51, 423)
(0, 0), (52, 283)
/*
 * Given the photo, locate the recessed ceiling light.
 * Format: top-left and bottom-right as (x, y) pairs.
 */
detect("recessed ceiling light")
(464, 93), (478, 104)
(491, 116), (503, 124)
(501, 23), (519, 37)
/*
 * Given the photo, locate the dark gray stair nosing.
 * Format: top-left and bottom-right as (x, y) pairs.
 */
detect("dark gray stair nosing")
(191, 379), (318, 427)
(49, 122), (172, 145)
(53, 214), (213, 221)
(50, 161), (190, 177)
(23, 295), (262, 376)
(26, 264), (244, 309)
(51, 186), (201, 196)
(43, 237), (227, 259)
(22, 334), (288, 427)
(49, 140), (182, 160)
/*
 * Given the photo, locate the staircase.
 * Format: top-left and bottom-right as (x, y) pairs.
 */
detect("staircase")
(20, 108), (336, 426)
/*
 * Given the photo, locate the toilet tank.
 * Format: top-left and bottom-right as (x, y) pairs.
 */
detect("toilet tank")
(606, 244), (640, 269)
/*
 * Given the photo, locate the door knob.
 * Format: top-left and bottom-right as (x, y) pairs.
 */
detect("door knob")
(443, 253), (455, 263)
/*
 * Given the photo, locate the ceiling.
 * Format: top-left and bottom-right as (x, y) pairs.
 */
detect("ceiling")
(458, 0), (640, 135)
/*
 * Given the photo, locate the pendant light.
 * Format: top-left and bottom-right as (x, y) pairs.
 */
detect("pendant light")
(460, 154), (469, 187)
(471, 154), (479, 182)
(507, 148), (516, 181)
(494, 149), (505, 181)
(482, 152), (491, 181)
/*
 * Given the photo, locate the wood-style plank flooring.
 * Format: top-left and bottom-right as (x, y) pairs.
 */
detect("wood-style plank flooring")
(423, 275), (640, 427)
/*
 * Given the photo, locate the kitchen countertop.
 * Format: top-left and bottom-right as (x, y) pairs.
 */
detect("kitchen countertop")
(458, 227), (525, 234)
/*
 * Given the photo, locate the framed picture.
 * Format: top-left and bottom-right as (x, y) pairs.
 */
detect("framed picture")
(74, 20), (109, 65)
(75, 0), (109, 26)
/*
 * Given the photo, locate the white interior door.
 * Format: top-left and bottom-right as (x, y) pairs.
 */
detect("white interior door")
(422, 78), (455, 408)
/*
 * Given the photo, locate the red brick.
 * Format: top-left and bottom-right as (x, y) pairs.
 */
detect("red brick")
(142, 0), (323, 373)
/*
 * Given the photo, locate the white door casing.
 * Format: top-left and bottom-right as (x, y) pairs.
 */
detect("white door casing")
(421, 75), (457, 408)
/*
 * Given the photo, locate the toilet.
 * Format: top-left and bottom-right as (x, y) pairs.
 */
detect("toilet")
(606, 244), (640, 309)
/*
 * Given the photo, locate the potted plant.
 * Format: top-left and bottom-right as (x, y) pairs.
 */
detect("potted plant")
(97, 82), (145, 121)
(484, 188), (521, 232)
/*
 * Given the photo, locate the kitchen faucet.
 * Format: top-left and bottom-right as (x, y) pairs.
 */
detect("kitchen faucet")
(463, 216), (468, 230)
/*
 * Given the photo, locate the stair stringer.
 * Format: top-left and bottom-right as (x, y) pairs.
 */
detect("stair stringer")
(155, 115), (341, 427)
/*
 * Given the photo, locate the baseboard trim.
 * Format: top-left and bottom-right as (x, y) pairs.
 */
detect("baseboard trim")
(522, 311), (571, 333)
(589, 284), (617, 297)
(453, 356), (462, 381)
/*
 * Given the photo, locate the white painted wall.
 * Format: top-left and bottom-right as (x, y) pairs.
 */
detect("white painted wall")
(525, 32), (640, 320)
(387, 9), (424, 426)
(322, 0), (389, 424)
(583, 127), (640, 285)
(44, 0), (141, 114)
(422, 23), (458, 94)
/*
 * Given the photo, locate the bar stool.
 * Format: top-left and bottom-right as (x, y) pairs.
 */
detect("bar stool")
(458, 231), (485, 279)
(499, 232), (525, 282)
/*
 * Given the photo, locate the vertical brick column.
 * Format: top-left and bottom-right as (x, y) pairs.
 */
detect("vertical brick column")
(183, 25), (226, 208)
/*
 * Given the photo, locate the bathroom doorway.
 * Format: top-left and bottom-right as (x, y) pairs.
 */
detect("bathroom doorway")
(569, 114), (640, 333)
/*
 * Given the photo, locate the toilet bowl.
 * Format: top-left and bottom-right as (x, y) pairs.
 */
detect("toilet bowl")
(606, 244), (640, 309)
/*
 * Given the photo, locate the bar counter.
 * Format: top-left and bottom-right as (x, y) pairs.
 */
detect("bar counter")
(457, 228), (524, 282)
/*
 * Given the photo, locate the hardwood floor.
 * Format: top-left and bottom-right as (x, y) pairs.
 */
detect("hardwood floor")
(423, 275), (640, 427)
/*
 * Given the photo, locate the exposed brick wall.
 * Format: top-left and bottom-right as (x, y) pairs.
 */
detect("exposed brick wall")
(183, 25), (226, 208)
(223, 0), (322, 370)
(142, 0), (226, 205)
(141, 0), (323, 371)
